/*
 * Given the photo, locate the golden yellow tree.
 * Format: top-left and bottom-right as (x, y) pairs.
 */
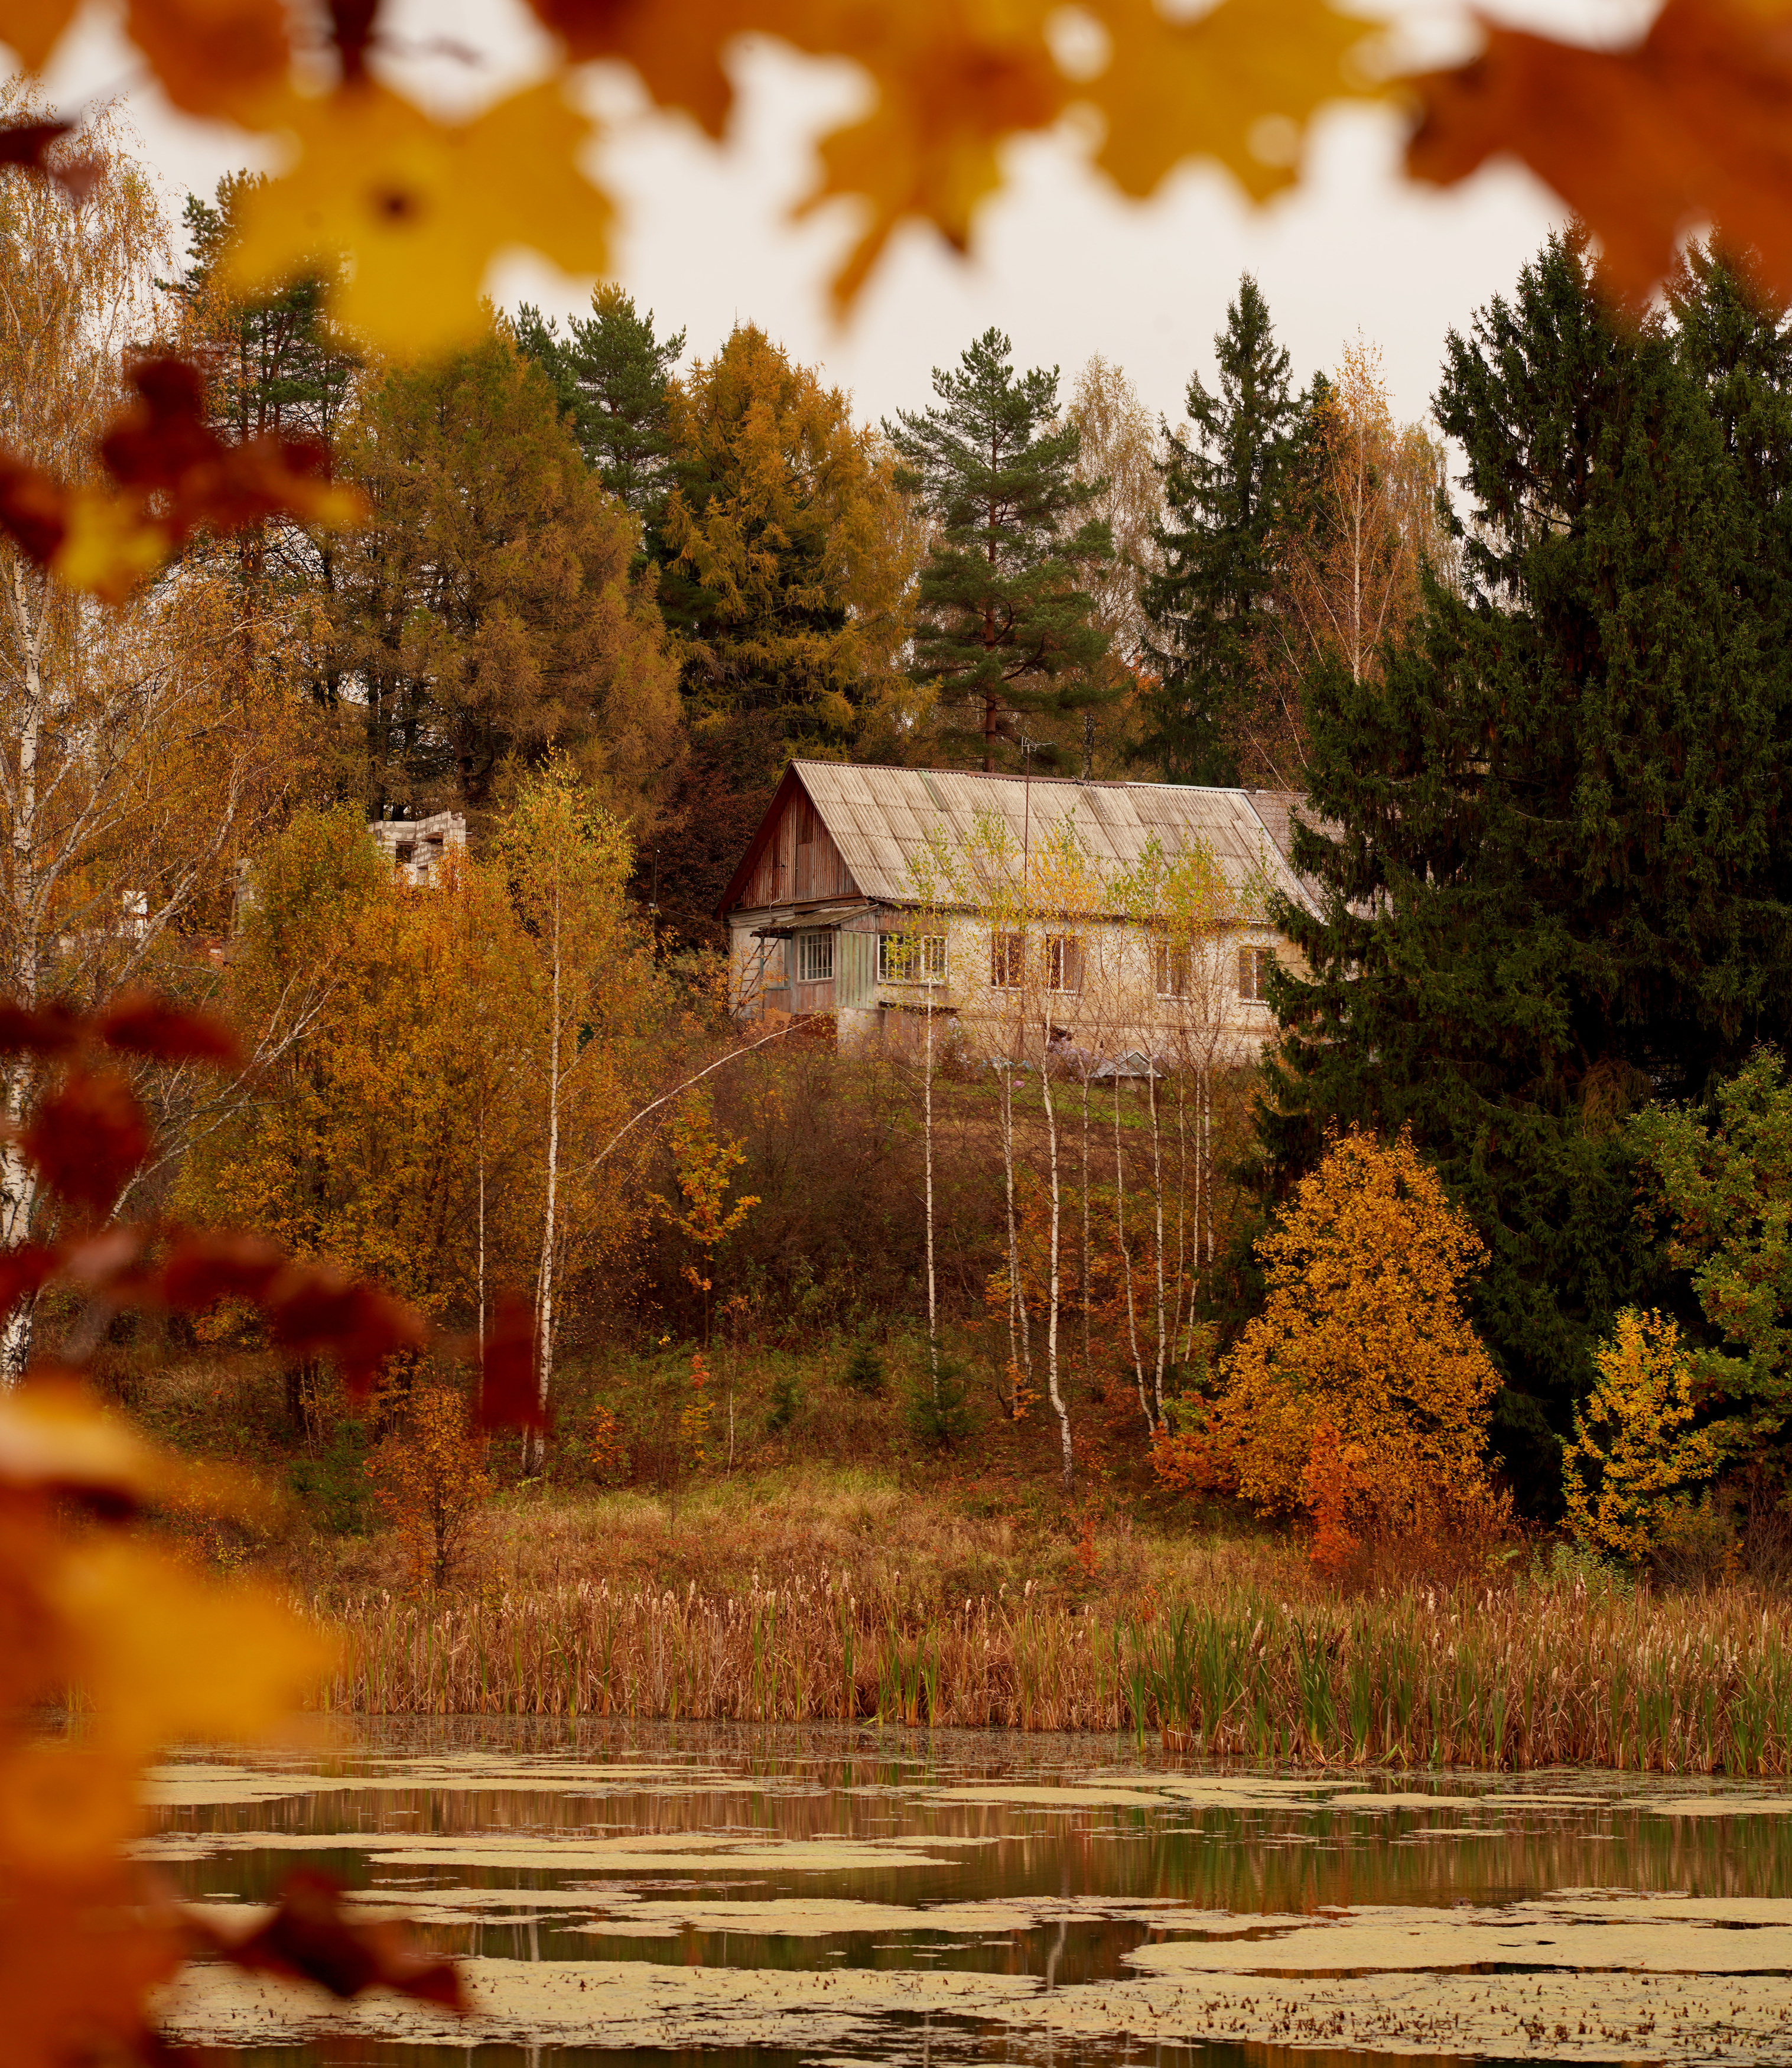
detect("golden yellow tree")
(1563, 1309), (1724, 1566)
(366, 1384), (493, 1589)
(652, 1091), (759, 1343)
(1209, 1126), (1504, 1540)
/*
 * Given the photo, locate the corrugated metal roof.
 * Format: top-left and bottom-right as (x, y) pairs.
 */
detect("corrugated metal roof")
(783, 762), (1321, 917)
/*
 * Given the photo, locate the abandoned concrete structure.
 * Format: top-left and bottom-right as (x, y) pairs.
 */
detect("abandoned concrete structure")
(366, 811), (467, 887)
(716, 762), (1318, 1059)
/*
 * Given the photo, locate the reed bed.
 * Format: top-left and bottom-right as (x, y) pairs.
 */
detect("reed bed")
(314, 1568), (1792, 1774)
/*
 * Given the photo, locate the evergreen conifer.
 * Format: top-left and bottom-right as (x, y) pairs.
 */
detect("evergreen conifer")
(842, 1339), (886, 1397)
(1262, 232), (1792, 1442)
(1140, 276), (1300, 784)
(889, 329), (1115, 771)
(515, 285), (685, 525)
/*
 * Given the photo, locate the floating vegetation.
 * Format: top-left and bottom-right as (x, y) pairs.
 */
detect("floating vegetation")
(313, 1570), (1792, 1775)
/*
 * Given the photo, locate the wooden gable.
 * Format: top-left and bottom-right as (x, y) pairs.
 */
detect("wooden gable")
(719, 768), (860, 914)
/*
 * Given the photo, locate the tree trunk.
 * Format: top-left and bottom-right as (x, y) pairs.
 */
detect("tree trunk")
(925, 1000), (939, 1401)
(1040, 1032), (1072, 1490)
(530, 880), (562, 1474)
(1114, 1076), (1151, 1431)
(1148, 1063), (1169, 1427)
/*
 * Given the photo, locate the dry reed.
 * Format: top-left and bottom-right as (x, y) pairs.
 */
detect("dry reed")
(312, 1569), (1792, 1774)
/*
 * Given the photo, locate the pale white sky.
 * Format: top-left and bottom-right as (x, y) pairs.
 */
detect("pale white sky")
(22, 0), (1665, 436)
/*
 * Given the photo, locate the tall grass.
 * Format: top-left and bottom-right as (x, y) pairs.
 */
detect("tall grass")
(314, 1569), (1792, 1774)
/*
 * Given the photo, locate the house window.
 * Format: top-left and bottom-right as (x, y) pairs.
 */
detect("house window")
(990, 931), (1025, 989)
(1238, 944), (1275, 1002)
(796, 929), (834, 983)
(1155, 942), (1192, 998)
(880, 932), (947, 982)
(1046, 935), (1083, 993)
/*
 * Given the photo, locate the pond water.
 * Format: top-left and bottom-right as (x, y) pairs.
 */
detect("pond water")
(149, 1722), (1792, 2066)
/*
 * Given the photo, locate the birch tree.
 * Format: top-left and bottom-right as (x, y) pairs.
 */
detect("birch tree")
(0, 104), (289, 1379)
(498, 763), (660, 1468)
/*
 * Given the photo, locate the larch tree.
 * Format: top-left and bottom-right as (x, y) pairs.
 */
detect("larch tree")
(1141, 276), (1301, 785)
(890, 328), (1116, 773)
(329, 326), (682, 827)
(648, 323), (917, 939)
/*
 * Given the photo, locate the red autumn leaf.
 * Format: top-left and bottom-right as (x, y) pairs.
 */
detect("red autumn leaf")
(0, 449), (68, 566)
(0, 1243), (60, 1315)
(101, 356), (366, 545)
(476, 1292), (546, 1431)
(1406, 0), (1792, 303)
(98, 993), (240, 1068)
(0, 999), (83, 1057)
(22, 1071), (151, 1214)
(262, 1264), (428, 1396)
(100, 358), (221, 492)
(196, 1869), (465, 2010)
(0, 118), (70, 171)
(158, 1231), (287, 1312)
(327, 0), (381, 79)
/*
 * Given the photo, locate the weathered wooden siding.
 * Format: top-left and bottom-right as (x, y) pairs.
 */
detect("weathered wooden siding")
(737, 791), (856, 910)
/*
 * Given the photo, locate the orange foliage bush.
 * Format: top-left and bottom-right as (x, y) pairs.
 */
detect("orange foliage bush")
(1209, 1126), (1509, 1553)
(367, 1385), (493, 1589)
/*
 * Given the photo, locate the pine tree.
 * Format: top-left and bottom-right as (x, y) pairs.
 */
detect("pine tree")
(1260, 231), (1792, 1445)
(889, 329), (1115, 772)
(1141, 277), (1300, 785)
(515, 285), (684, 525)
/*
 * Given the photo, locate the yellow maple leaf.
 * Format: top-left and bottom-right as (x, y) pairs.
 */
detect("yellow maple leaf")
(53, 1539), (336, 1750)
(802, 0), (1069, 308)
(1082, 0), (1380, 203)
(0, 0), (80, 70)
(50, 492), (170, 607)
(222, 80), (613, 358)
(523, 0), (798, 136)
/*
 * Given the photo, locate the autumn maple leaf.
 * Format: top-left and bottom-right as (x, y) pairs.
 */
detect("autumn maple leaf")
(222, 79), (612, 357)
(1083, 0), (1381, 204)
(1407, 0), (1792, 303)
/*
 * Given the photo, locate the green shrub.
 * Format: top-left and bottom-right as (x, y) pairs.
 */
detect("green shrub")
(289, 1418), (372, 1534)
(841, 1339), (887, 1397)
(907, 1356), (973, 1449)
(766, 1367), (805, 1434)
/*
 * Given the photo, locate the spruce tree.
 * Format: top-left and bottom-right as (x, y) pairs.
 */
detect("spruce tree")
(515, 285), (685, 524)
(1261, 232), (1792, 1449)
(1141, 276), (1300, 785)
(889, 329), (1115, 772)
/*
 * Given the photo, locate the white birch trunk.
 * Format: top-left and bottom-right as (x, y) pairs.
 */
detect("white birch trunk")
(1114, 1077), (1150, 1431)
(1040, 1033), (1072, 1489)
(1148, 1064), (1168, 1427)
(924, 999), (939, 1400)
(531, 881), (563, 1472)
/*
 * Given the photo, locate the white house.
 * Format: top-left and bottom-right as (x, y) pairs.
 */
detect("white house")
(715, 762), (1321, 1062)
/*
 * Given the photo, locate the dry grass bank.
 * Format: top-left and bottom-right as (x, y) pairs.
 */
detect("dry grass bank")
(285, 1477), (1792, 1777)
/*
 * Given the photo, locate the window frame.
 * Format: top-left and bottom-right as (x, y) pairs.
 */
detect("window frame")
(1237, 943), (1274, 1003)
(795, 928), (835, 984)
(1154, 940), (1192, 999)
(1046, 934), (1084, 994)
(989, 931), (1025, 990)
(879, 931), (947, 983)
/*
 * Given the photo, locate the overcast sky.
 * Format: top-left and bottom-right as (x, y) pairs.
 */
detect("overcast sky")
(24, 0), (1665, 435)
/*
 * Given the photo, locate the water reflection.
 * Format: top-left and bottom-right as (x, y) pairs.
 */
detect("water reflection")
(149, 1721), (1792, 2066)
